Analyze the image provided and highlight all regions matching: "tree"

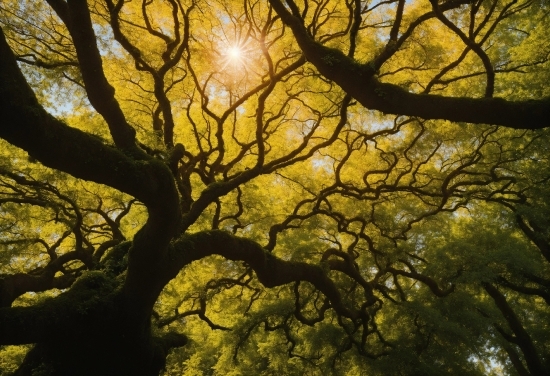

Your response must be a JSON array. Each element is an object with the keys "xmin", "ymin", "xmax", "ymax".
[{"xmin": 0, "ymin": 0, "xmax": 549, "ymax": 374}]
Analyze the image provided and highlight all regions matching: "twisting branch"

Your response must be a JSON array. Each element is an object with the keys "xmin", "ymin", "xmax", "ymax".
[
  {"xmin": 45, "ymin": 0, "xmax": 138, "ymax": 149},
  {"xmin": 267, "ymin": 0, "xmax": 550, "ymax": 129},
  {"xmin": 167, "ymin": 230, "xmax": 360, "ymax": 320}
]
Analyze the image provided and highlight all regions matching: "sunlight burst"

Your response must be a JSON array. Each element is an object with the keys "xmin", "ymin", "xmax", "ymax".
[
  {"xmin": 227, "ymin": 46, "xmax": 242, "ymax": 60},
  {"xmin": 220, "ymin": 42, "xmax": 251, "ymax": 72}
]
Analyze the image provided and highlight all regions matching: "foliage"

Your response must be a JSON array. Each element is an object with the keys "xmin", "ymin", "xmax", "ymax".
[{"xmin": 0, "ymin": 0, "xmax": 549, "ymax": 374}]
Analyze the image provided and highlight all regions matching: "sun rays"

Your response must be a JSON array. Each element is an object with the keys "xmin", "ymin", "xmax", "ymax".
[
  {"xmin": 220, "ymin": 41, "xmax": 253, "ymax": 72},
  {"xmin": 227, "ymin": 46, "xmax": 242, "ymax": 60}
]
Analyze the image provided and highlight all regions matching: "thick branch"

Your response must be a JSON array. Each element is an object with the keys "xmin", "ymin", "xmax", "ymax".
[
  {"xmin": 167, "ymin": 230, "xmax": 360, "ymax": 320},
  {"xmin": 483, "ymin": 282, "xmax": 546, "ymax": 375},
  {"xmin": 45, "ymin": 0, "xmax": 137, "ymax": 149},
  {"xmin": 498, "ymin": 277, "xmax": 550, "ymax": 306},
  {"xmin": 267, "ymin": 0, "xmax": 550, "ymax": 129},
  {"xmin": 0, "ymin": 251, "xmax": 81, "ymax": 308},
  {"xmin": 0, "ymin": 28, "xmax": 154, "ymax": 204},
  {"xmin": 0, "ymin": 272, "xmax": 119, "ymax": 345},
  {"xmin": 516, "ymin": 214, "xmax": 550, "ymax": 263}
]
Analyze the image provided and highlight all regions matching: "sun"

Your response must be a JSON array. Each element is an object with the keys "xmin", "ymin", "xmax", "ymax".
[
  {"xmin": 227, "ymin": 46, "xmax": 242, "ymax": 60},
  {"xmin": 219, "ymin": 40, "xmax": 253, "ymax": 76}
]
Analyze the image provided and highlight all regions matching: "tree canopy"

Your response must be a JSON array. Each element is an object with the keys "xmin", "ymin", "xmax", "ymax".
[{"xmin": 0, "ymin": 0, "xmax": 549, "ymax": 374}]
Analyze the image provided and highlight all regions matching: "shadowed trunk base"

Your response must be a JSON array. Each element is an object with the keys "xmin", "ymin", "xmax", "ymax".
[
  {"xmin": 12, "ymin": 304, "xmax": 177, "ymax": 376},
  {"xmin": 6, "ymin": 272, "xmax": 185, "ymax": 376}
]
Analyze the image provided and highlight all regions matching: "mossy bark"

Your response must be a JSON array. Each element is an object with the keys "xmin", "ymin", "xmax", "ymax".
[{"xmin": 5, "ymin": 272, "xmax": 166, "ymax": 376}]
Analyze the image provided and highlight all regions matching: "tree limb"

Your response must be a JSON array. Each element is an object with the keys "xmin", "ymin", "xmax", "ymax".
[
  {"xmin": 267, "ymin": 0, "xmax": 550, "ymax": 129},
  {"xmin": 483, "ymin": 282, "xmax": 546, "ymax": 375},
  {"xmin": 167, "ymin": 230, "xmax": 360, "ymax": 320}
]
